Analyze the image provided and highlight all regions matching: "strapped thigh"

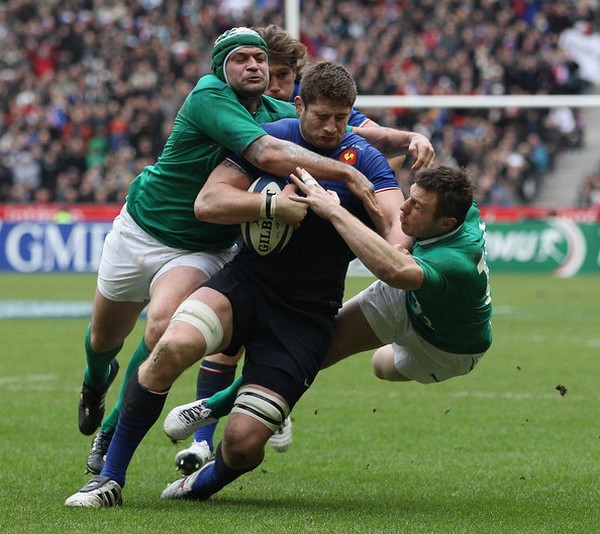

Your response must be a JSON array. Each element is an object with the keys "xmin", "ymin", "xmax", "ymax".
[
  {"xmin": 171, "ymin": 299, "xmax": 224, "ymax": 356},
  {"xmin": 230, "ymin": 386, "xmax": 290, "ymax": 432}
]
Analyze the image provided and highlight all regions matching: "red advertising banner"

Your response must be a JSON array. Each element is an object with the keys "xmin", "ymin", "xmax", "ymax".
[
  {"xmin": 0, "ymin": 204, "xmax": 120, "ymax": 222},
  {"xmin": 1, "ymin": 204, "xmax": 599, "ymax": 223}
]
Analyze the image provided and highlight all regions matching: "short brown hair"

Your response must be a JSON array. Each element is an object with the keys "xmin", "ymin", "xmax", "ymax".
[
  {"xmin": 299, "ymin": 61, "xmax": 357, "ymax": 108},
  {"xmin": 254, "ymin": 25, "xmax": 307, "ymax": 83},
  {"xmin": 414, "ymin": 166, "xmax": 474, "ymax": 224}
]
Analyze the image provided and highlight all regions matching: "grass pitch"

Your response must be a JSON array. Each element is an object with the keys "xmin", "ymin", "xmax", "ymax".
[{"xmin": 0, "ymin": 272, "xmax": 598, "ymax": 533}]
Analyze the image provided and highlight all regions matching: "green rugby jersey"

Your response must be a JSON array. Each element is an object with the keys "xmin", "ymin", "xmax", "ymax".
[
  {"xmin": 126, "ymin": 74, "xmax": 296, "ymax": 251},
  {"xmin": 408, "ymin": 202, "xmax": 493, "ymax": 354}
]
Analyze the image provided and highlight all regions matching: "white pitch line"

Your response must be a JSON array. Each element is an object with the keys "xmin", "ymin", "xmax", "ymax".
[
  {"xmin": 452, "ymin": 390, "xmax": 586, "ymax": 401},
  {"xmin": 0, "ymin": 374, "xmax": 56, "ymax": 384}
]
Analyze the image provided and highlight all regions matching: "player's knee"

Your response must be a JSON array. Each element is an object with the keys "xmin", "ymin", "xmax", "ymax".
[
  {"xmin": 170, "ymin": 299, "xmax": 224, "ymax": 355},
  {"xmin": 225, "ymin": 386, "xmax": 290, "ymax": 468},
  {"xmin": 140, "ymin": 337, "xmax": 191, "ymax": 386},
  {"xmin": 204, "ymin": 346, "xmax": 244, "ymax": 365},
  {"xmin": 88, "ymin": 325, "xmax": 125, "ymax": 354},
  {"xmin": 143, "ymin": 316, "xmax": 169, "ymax": 349},
  {"xmin": 222, "ymin": 426, "xmax": 265, "ymax": 469},
  {"xmin": 221, "ymin": 410, "xmax": 273, "ymax": 470},
  {"xmin": 372, "ymin": 345, "xmax": 408, "ymax": 381}
]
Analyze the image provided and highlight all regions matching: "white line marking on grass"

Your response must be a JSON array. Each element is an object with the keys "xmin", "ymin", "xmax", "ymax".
[
  {"xmin": 0, "ymin": 374, "xmax": 56, "ymax": 384},
  {"xmin": 0, "ymin": 300, "xmax": 147, "ymax": 318},
  {"xmin": 452, "ymin": 390, "xmax": 585, "ymax": 401},
  {"xmin": 491, "ymin": 305, "xmax": 517, "ymax": 315},
  {"xmin": 0, "ymin": 301, "xmax": 92, "ymax": 318},
  {"xmin": 0, "ymin": 374, "xmax": 58, "ymax": 392}
]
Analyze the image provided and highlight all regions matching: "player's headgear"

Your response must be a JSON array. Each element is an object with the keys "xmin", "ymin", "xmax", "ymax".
[{"xmin": 211, "ymin": 27, "xmax": 269, "ymax": 84}]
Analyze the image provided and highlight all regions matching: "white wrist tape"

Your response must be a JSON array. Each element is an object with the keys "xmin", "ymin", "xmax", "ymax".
[{"xmin": 259, "ymin": 191, "xmax": 278, "ymax": 219}]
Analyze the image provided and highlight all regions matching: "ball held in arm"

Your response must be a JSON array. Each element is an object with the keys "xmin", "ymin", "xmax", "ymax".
[{"xmin": 241, "ymin": 175, "xmax": 294, "ymax": 256}]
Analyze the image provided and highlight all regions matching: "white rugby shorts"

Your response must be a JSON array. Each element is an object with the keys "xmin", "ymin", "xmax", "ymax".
[
  {"xmin": 357, "ymin": 280, "xmax": 485, "ymax": 384},
  {"xmin": 97, "ymin": 205, "xmax": 237, "ymax": 302}
]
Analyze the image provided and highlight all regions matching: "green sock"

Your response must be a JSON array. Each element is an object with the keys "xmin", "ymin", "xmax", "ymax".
[
  {"xmin": 205, "ymin": 375, "xmax": 243, "ymax": 418},
  {"xmin": 100, "ymin": 337, "xmax": 151, "ymax": 433},
  {"xmin": 83, "ymin": 324, "xmax": 123, "ymax": 389}
]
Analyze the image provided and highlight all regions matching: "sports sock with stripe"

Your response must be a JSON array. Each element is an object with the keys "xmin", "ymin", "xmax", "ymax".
[
  {"xmin": 193, "ymin": 360, "xmax": 237, "ymax": 449},
  {"xmin": 203, "ymin": 374, "xmax": 243, "ymax": 419}
]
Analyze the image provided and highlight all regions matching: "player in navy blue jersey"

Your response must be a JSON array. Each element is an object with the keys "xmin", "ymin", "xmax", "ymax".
[
  {"xmin": 180, "ymin": 24, "xmax": 427, "ymax": 468},
  {"xmin": 65, "ymin": 61, "xmax": 407, "ymax": 506}
]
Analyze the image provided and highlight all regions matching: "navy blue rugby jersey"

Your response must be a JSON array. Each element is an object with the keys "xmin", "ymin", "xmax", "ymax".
[{"xmin": 230, "ymin": 118, "xmax": 399, "ymax": 315}]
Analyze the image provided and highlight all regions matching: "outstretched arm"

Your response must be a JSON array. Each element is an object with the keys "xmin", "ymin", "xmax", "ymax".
[
  {"xmin": 195, "ymin": 159, "xmax": 308, "ymax": 227},
  {"xmin": 290, "ymin": 169, "xmax": 423, "ymax": 290}
]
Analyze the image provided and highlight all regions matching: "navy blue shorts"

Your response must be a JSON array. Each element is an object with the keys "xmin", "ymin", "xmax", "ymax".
[{"xmin": 203, "ymin": 264, "xmax": 336, "ymax": 408}]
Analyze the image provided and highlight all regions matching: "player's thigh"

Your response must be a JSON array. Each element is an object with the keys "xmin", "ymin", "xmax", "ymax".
[
  {"xmin": 145, "ymin": 249, "xmax": 236, "ymax": 347},
  {"xmin": 140, "ymin": 287, "xmax": 235, "ymax": 388},
  {"xmin": 90, "ymin": 289, "xmax": 147, "ymax": 351},
  {"xmin": 203, "ymin": 346, "xmax": 244, "ymax": 365},
  {"xmin": 322, "ymin": 295, "xmax": 381, "ymax": 368},
  {"xmin": 145, "ymin": 265, "xmax": 209, "ymax": 345}
]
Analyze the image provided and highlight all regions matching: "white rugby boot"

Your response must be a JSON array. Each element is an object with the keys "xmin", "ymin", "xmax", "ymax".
[
  {"xmin": 65, "ymin": 475, "xmax": 122, "ymax": 507},
  {"xmin": 163, "ymin": 399, "xmax": 216, "ymax": 442},
  {"xmin": 175, "ymin": 440, "xmax": 213, "ymax": 475},
  {"xmin": 161, "ymin": 460, "xmax": 215, "ymax": 500}
]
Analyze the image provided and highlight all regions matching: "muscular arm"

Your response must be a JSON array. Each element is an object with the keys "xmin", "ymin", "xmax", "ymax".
[
  {"xmin": 243, "ymin": 134, "xmax": 381, "ymax": 216},
  {"xmin": 290, "ymin": 171, "xmax": 423, "ymax": 290},
  {"xmin": 368, "ymin": 188, "xmax": 413, "ymax": 250},
  {"xmin": 195, "ymin": 159, "xmax": 307, "ymax": 227},
  {"xmin": 352, "ymin": 127, "xmax": 435, "ymax": 171}
]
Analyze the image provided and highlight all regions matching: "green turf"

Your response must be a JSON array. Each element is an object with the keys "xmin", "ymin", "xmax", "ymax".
[{"xmin": 0, "ymin": 273, "xmax": 598, "ymax": 533}]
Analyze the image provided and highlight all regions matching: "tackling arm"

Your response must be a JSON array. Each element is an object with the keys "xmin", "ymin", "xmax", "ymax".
[
  {"xmin": 352, "ymin": 126, "xmax": 435, "ymax": 171},
  {"xmin": 367, "ymin": 188, "xmax": 413, "ymax": 251},
  {"xmin": 290, "ymin": 169, "xmax": 423, "ymax": 290},
  {"xmin": 242, "ymin": 134, "xmax": 381, "ymax": 217},
  {"xmin": 195, "ymin": 159, "xmax": 308, "ymax": 227}
]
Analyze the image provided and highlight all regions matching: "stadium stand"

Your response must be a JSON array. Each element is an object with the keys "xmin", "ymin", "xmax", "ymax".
[{"xmin": 0, "ymin": 0, "xmax": 598, "ymax": 207}]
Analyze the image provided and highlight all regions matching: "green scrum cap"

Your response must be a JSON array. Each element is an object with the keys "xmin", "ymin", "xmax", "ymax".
[{"xmin": 211, "ymin": 27, "xmax": 269, "ymax": 84}]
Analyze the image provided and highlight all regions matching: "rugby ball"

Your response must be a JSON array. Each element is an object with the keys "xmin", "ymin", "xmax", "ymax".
[{"xmin": 241, "ymin": 175, "xmax": 293, "ymax": 256}]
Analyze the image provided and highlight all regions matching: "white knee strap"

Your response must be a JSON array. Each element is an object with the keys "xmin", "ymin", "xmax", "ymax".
[
  {"xmin": 171, "ymin": 300, "xmax": 224, "ymax": 356},
  {"xmin": 231, "ymin": 386, "xmax": 290, "ymax": 432}
]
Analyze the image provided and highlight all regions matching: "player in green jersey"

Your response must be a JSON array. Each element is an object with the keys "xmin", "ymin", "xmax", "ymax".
[
  {"xmin": 80, "ymin": 25, "xmax": 435, "ymax": 476},
  {"xmin": 306, "ymin": 164, "xmax": 493, "ymax": 381},
  {"xmin": 77, "ymin": 26, "xmax": 382, "ymax": 474},
  {"xmin": 163, "ymin": 164, "xmax": 492, "ymax": 438}
]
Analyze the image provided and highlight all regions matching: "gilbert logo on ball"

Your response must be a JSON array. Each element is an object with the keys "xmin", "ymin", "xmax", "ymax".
[{"xmin": 242, "ymin": 175, "xmax": 293, "ymax": 256}]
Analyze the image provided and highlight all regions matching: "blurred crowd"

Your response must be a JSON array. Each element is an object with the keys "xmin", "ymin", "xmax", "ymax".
[
  {"xmin": 0, "ymin": 0, "xmax": 598, "ymax": 206},
  {"xmin": 577, "ymin": 161, "xmax": 600, "ymax": 207}
]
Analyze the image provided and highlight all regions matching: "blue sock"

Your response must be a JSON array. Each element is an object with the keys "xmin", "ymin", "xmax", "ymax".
[
  {"xmin": 190, "ymin": 442, "xmax": 255, "ymax": 500},
  {"xmin": 193, "ymin": 361, "xmax": 236, "ymax": 449},
  {"xmin": 101, "ymin": 372, "xmax": 167, "ymax": 487}
]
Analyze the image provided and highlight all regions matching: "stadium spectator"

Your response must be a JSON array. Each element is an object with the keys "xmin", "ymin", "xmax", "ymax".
[
  {"xmin": 577, "ymin": 165, "xmax": 600, "ymax": 207},
  {"xmin": 0, "ymin": 0, "xmax": 596, "ymax": 205}
]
